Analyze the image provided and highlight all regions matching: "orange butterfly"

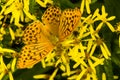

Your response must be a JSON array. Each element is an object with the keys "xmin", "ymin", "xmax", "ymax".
[{"xmin": 16, "ymin": 6, "xmax": 81, "ymax": 69}]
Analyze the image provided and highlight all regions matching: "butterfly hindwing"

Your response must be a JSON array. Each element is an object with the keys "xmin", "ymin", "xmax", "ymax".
[
  {"xmin": 59, "ymin": 8, "xmax": 81, "ymax": 41},
  {"xmin": 17, "ymin": 20, "xmax": 54, "ymax": 69},
  {"xmin": 17, "ymin": 42, "xmax": 54, "ymax": 69}
]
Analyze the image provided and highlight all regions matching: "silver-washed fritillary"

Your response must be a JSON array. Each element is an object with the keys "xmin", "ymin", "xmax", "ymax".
[{"xmin": 16, "ymin": 6, "xmax": 81, "ymax": 69}]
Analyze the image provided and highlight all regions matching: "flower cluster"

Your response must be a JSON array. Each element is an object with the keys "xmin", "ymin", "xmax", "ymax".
[
  {"xmin": 0, "ymin": 47, "xmax": 17, "ymax": 80},
  {"xmin": 33, "ymin": 5, "xmax": 117, "ymax": 80},
  {"xmin": 0, "ymin": 0, "xmax": 119, "ymax": 80}
]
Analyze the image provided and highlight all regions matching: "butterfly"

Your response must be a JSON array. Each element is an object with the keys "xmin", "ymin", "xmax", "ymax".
[{"xmin": 16, "ymin": 6, "xmax": 81, "ymax": 69}]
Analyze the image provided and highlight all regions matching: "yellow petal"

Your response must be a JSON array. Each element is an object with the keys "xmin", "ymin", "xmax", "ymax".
[
  {"xmin": 11, "ymin": 58, "xmax": 17, "ymax": 72},
  {"xmin": 86, "ymin": 73, "xmax": 90, "ymax": 80},
  {"xmin": 20, "ymin": 11, "xmax": 24, "ymax": 22},
  {"xmin": 67, "ymin": 75, "xmax": 77, "ymax": 80},
  {"xmin": 23, "ymin": 0, "xmax": 29, "ymax": 11},
  {"xmin": 62, "ymin": 70, "xmax": 77, "ymax": 76},
  {"xmin": 0, "ymin": 72, "xmax": 5, "ymax": 80},
  {"xmin": 8, "ymin": 72, "xmax": 14, "ymax": 80},
  {"xmin": 60, "ymin": 64, "xmax": 65, "ymax": 72},
  {"xmin": 91, "ymin": 73, "xmax": 98, "ymax": 80},
  {"xmin": 93, "ymin": 58, "xmax": 104, "ymax": 67},
  {"xmin": 49, "ymin": 68, "xmax": 58, "ymax": 80},
  {"xmin": 9, "ymin": 27, "xmax": 15, "ymax": 40},
  {"xmin": 4, "ymin": 5, "xmax": 15, "ymax": 15},
  {"xmin": 100, "ymin": 45, "xmax": 109, "ymax": 59},
  {"xmin": 44, "ymin": 0, "xmax": 53, "ymax": 4},
  {"xmin": 102, "ymin": 42, "xmax": 111, "ymax": 56},
  {"xmin": 33, "ymin": 74, "xmax": 49, "ymax": 79},
  {"xmin": 88, "ymin": 59, "xmax": 96, "ymax": 74},
  {"xmin": 106, "ymin": 22, "xmax": 115, "ymax": 32},
  {"xmin": 80, "ymin": 42, "xmax": 86, "ymax": 57},
  {"xmin": 76, "ymin": 69, "xmax": 87, "ymax": 80},
  {"xmin": 92, "ymin": 8, "xmax": 99, "ymax": 19},
  {"xmin": 102, "ymin": 73, "xmax": 106, "ymax": 80},
  {"xmin": 0, "ymin": 26, "xmax": 6, "ymax": 34},
  {"xmin": 73, "ymin": 60, "xmax": 81, "ymax": 68},
  {"xmin": 87, "ymin": 40, "xmax": 93, "ymax": 53},
  {"xmin": 55, "ymin": 59, "xmax": 62, "ymax": 67},
  {"xmin": 66, "ymin": 63, "xmax": 71, "ymax": 76},
  {"xmin": 5, "ymin": 0, "xmax": 15, "ymax": 7},
  {"xmin": 61, "ymin": 53, "xmax": 67, "ymax": 63},
  {"xmin": 89, "ymin": 44, "xmax": 97, "ymax": 56},
  {"xmin": 86, "ymin": 0, "xmax": 91, "ymax": 14},
  {"xmin": 0, "ymin": 15, "xmax": 4, "ymax": 20},
  {"xmin": 0, "ymin": 55, "xmax": 7, "ymax": 70},
  {"xmin": 107, "ymin": 16, "xmax": 116, "ymax": 21},
  {"xmin": 102, "ymin": 5, "xmax": 106, "ymax": 16},
  {"xmin": 80, "ymin": 0, "xmax": 85, "ymax": 14},
  {"xmin": 113, "ymin": 76, "xmax": 119, "ymax": 79},
  {"xmin": 23, "ymin": 9, "xmax": 36, "ymax": 20},
  {"xmin": 96, "ymin": 22, "xmax": 103, "ymax": 31},
  {"xmin": 91, "ymin": 56, "xmax": 99, "ymax": 62},
  {"xmin": 0, "ymin": 47, "xmax": 16, "ymax": 53},
  {"xmin": 41, "ymin": 59, "xmax": 46, "ymax": 68}
]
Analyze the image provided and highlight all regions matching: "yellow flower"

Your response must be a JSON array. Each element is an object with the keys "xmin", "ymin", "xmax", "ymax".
[
  {"xmin": 96, "ymin": 5, "xmax": 116, "ymax": 32},
  {"xmin": 115, "ymin": 22, "xmax": 120, "ymax": 47},
  {"xmin": 88, "ymin": 25, "xmax": 111, "ymax": 59},
  {"xmin": 0, "ymin": 0, "xmax": 36, "ymax": 27},
  {"xmin": 35, "ymin": 0, "xmax": 53, "ymax": 8},
  {"xmin": 0, "ymin": 55, "xmax": 15, "ymax": 80},
  {"xmin": 2, "ymin": 0, "xmax": 24, "ymax": 27},
  {"xmin": 82, "ymin": 8, "xmax": 99, "ymax": 25},
  {"xmin": 68, "ymin": 44, "xmax": 87, "ymax": 68},
  {"xmin": 77, "ymin": 8, "xmax": 99, "ymax": 39},
  {"xmin": 80, "ymin": 0, "xmax": 91, "ymax": 14}
]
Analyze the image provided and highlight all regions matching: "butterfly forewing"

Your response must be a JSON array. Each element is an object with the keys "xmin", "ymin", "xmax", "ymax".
[
  {"xmin": 22, "ymin": 20, "xmax": 46, "ymax": 44},
  {"xmin": 41, "ymin": 6, "xmax": 61, "ymax": 36},
  {"xmin": 17, "ymin": 20, "xmax": 54, "ymax": 69},
  {"xmin": 59, "ymin": 8, "xmax": 81, "ymax": 41},
  {"xmin": 17, "ymin": 42, "xmax": 54, "ymax": 69}
]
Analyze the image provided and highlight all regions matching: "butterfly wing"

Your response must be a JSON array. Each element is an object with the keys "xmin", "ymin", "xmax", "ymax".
[
  {"xmin": 17, "ymin": 42, "xmax": 54, "ymax": 69},
  {"xmin": 59, "ymin": 8, "xmax": 81, "ymax": 41},
  {"xmin": 22, "ymin": 20, "xmax": 46, "ymax": 44},
  {"xmin": 41, "ymin": 6, "xmax": 61, "ymax": 37},
  {"xmin": 17, "ymin": 20, "xmax": 54, "ymax": 69}
]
